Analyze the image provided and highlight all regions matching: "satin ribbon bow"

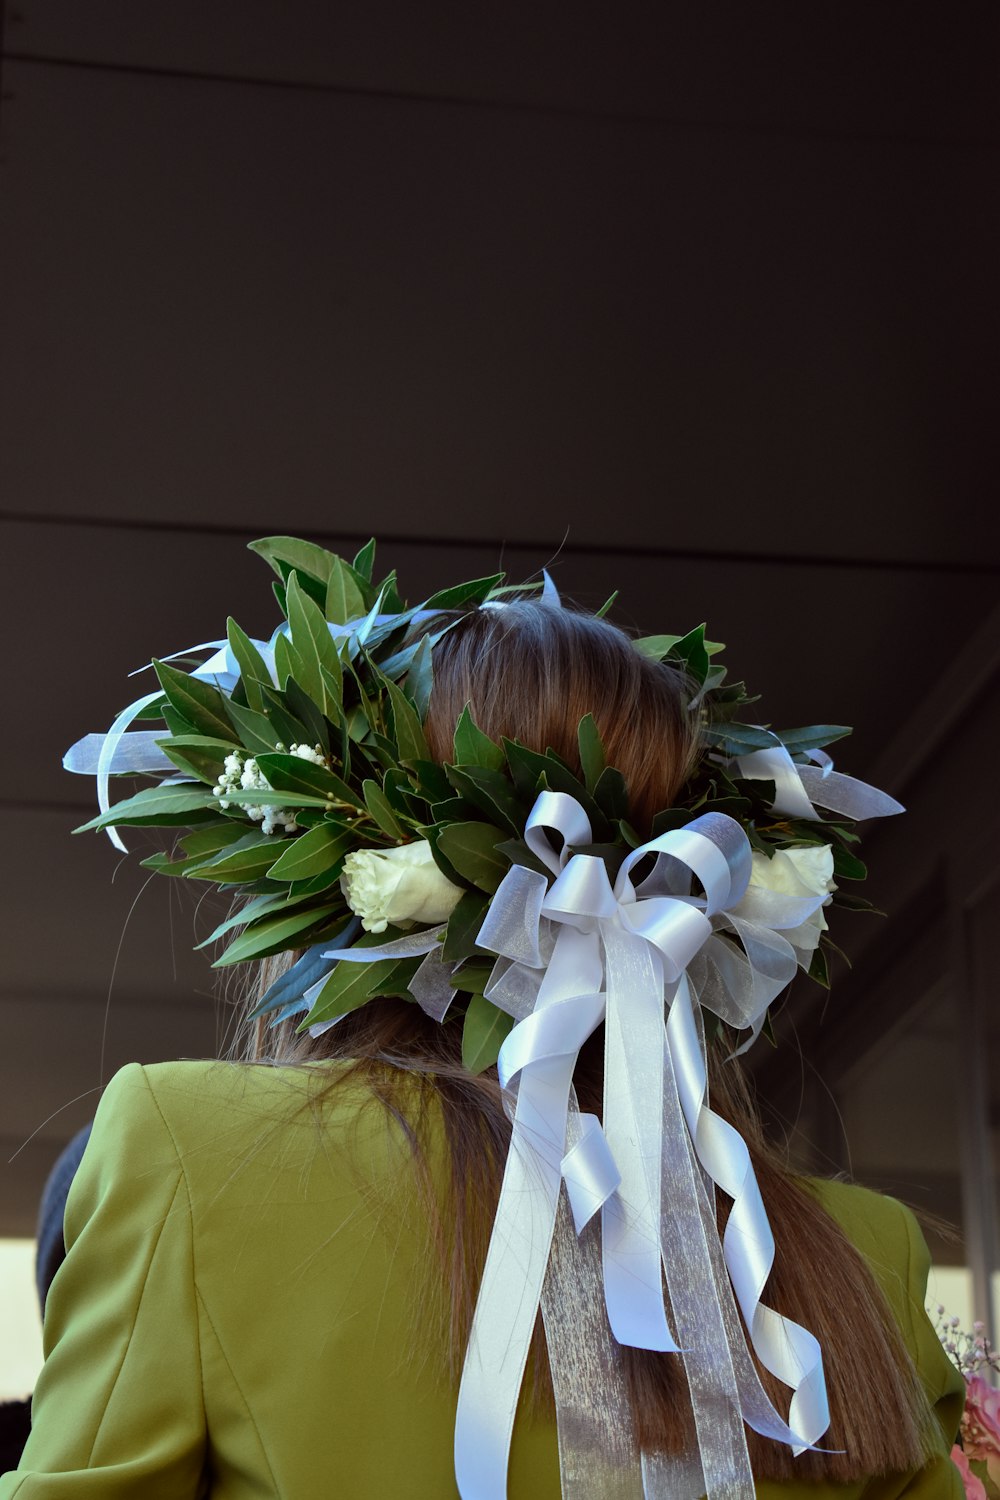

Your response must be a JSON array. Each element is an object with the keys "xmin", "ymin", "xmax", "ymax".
[{"xmin": 452, "ymin": 790, "xmax": 832, "ymax": 1500}]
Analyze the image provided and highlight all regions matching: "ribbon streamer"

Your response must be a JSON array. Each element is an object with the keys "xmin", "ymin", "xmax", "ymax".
[
  {"xmin": 327, "ymin": 778, "xmax": 846, "ymax": 1497},
  {"xmin": 736, "ymin": 739, "xmax": 904, "ymax": 823},
  {"xmin": 440, "ymin": 792, "xmax": 836, "ymax": 1498}
]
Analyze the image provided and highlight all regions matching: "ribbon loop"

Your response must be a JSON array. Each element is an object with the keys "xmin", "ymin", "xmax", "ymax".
[
  {"xmin": 525, "ymin": 791, "xmax": 595, "ymax": 873},
  {"xmin": 737, "ymin": 737, "xmax": 904, "ymax": 823}
]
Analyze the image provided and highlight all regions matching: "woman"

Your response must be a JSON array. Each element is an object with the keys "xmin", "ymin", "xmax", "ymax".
[{"xmin": 3, "ymin": 540, "xmax": 964, "ymax": 1497}]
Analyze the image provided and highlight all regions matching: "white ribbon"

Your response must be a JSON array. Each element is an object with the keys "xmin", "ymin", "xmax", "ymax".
[
  {"xmin": 736, "ymin": 739, "xmax": 904, "ymax": 823},
  {"xmin": 450, "ymin": 791, "xmax": 834, "ymax": 1500},
  {"xmin": 323, "ymin": 779, "xmax": 843, "ymax": 1497}
]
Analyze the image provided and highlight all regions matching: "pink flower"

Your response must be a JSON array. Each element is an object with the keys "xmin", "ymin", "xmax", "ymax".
[
  {"xmin": 952, "ymin": 1445, "xmax": 987, "ymax": 1500},
  {"xmin": 962, "ymin": 1376, "xmax": 1000, "ymax": 1489}
]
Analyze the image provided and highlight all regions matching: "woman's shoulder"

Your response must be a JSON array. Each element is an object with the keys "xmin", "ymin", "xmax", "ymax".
[
  {"xmin": 99, "ymin": 1056, "xmax": 361, "ymax": 1121},
  {"xmin": 90, "ymin": 1057, "xmax": 424, "ymax": 1197},
  {"xmin": 804, "ymin": 1175, "xmax": 921, "ymax": 1259},
  {"xmin": 803, "ymin": 1175, "xmax": 925, "ymax": 1315},
  {"xmin": 803, "ymin": 1175, "xmax": 963, "ymax": 1413}
]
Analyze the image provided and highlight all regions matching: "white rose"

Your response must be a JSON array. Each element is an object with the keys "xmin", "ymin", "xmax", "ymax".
[
  {"xmin": 340, "ymin": 841, "xmax": 464, "ymax": 934},
  {"xmin": 733, "ymin": 844, "xmax": 837, "ymax": 956}
]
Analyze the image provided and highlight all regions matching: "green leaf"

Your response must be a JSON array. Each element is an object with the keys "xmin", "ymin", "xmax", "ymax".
[
  {"xmin": 153, "ymin": 660, "xmax": 239, "ymax": 743},
  {"xmin": 424, "ymin": 574, "xmax": 505, "ymax": 611},
  {"xmin": 381, "ymin": 768, "xmax": 416, "ymax": 817},
  {"xmin": 75, "ymin": 785, "xmax": 219, "ymax": 832},
  {"xmin": 254, "ymin": 753, "xmax": 361, "ymax": 806},
  {"xmin": 286, "ymin": 573, "xmax": 343, "ymax": 714},
  {"xmin": 633, "ymin": 634, "xmax": 684, "ymax": 661},
  {"xmin": 224, "ymin": 699, "xmax": 284, "ymax": 754},
  {"xmin": 832, "ymin": 847, "xmax": 867, "ymax": 881},
  {"xmin": 132, "ymin": 693, "xmax": 169, "ymax": 721},
  {"xmin": 325, "ymin": 556, "xmax": 368, "ymax": 626},
  {"xmin": 282, "ymin": 676, "xmax": 331, "ymax": 755},
  {"xmin": 157, "ymin": 735, "xmax": 237, "ymax": 785},
  {"xmin": 380, "ymin": 674, "xmax": 430, "ymax": 764},
  {"xmin": 435, "ymin": 822, "xmax": 508, "ymax": 893},
  {"xmin": 453, "ymin": 705, "xmax": 505, "ymax": 771},
  {"xmin": 352, "ymin": 538, "xmax": 376, "ymax": 583},
  {"xmin": 362, "ymin": 778, "xmax": 406, "ymax": 839},
  {"xmin": 265, "ymin": 823, "xmax": 354, "ymax": 882},
  {"xmin": 807, "ymin": 946, "xmax": 830, "ymax": 988},
  {"xmin": 226, "ymin": 618, "xmax": 272, "ymax": 713},
  {"xmin": 593, "ymin": 766, "xmax": 629, "ymax": 824},
  {"xmin": 503, "ymin": 740, "xmax": 573, "ymax": 803},
  {"xmin": 302, "ymin": 952, "xmax": 409, "ymax": 1028},
  {"xmin": 249, "ymin": 536, "xmax": 337, "ymax": 588},
  {"xmin": 450, "ymin": 962, "xmax": 496, "ymax": 993},
  {"xmin": 776, "ymin": 725, "xmax": 853, "ymax": 754},
  {"xmin": 272, "ymin": 631, "xmax": 296, "ymax": 691},
  {"xmin": 409, "ymin": 759, "xmax": 453, "ymax": 803},
  {"xmin": 140, "ymin": 821, "xmax": 245, "ymax": 875},
  {"xmin": 829, "ymin": 890, "xmax": 881, "ymax": 914},
  {"xmin": 213, "ymin": 902, "xmax": 340, "ymax": 966},
  {"xmin": 461, "ymin": 993, "xmax": 514, "ymax": 1074},
  {"xmin": 160, "ymin": 704, "xmax": 199, "ymax": 739},
  {"xmin": 594, "ymin": 590, "xmax": 618, "ymax": 619},
  {"xmin": 222, "ymin": 788, "xmax": 333, "ymax": 812},
  {"xmin": 431, "ymin": 797, "xmax": 474, "ymax": 824},
  {"xmin": 577, "ymin": 714, "xmax": 605, "ymax": 794},
  {"xmin": 442, "ymin": 891, "xmax": 490, "ymax": 963},
  {"xmin": 406, "ymin": 635, "xmax": 435, "ymax": 720},
  {"xmin": 258, "ymin": 686, "xmax": 310, "ymax": 750},
  {"xmin": 688, "ymin": 663, "xmax": 728, "ymax": 709},
  {"xmin": 445, "ymin": 765, "xmax": 524, "ymax": 836},
  {"xmin": 495, "ymin": 837, "xmax": 551, "ymax": 878},
  {"xmin": 195, "ymin": 886, "xmax": 318, "ymax": 946},
  {"xmin": 670, "ymin": 624, "xmax": 710, "ymax": 682},
  {"xmin": 700, "ymin": 723, "xmax": 777, "ymax": 756},
  {"xmin": 186, "ymin": 830, "xmax": 295, "ymax": 882}
]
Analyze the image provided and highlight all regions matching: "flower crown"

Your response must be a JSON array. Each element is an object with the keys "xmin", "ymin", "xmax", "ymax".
[
  {"xmin": 65, "ymin": 535, "xmax": 904, "ymax": 1499},
  {"xmin": 66, "ymin": 534, "xmax": 893, "ymax": 1068}
]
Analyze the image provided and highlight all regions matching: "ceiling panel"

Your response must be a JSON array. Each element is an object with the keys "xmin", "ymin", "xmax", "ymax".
[
  {"xmin": 1, "ymin": 63, "xmax": 996, "ymax": 562},
  {"xmin": 5, "ymin": 3, "xmax": 999, "ymax": 142}
]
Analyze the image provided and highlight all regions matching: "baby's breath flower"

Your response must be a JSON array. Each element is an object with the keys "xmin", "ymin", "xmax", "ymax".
[
  {"xmin": 290, "ymin": 743, "xmax": 326, "ymax": 766},
  {"xmin": 213, "ymin": 749, "xmax": 297, "ymax": 835}
]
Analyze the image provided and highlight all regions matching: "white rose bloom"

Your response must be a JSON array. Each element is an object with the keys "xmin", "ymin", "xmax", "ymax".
[
  {"xmin": 340, "ymin": 841, "xmax": 464, "ymax": 934},
  {"xmin": 734, "ymin": 844, "xmax": 837, "ymax": 956}
]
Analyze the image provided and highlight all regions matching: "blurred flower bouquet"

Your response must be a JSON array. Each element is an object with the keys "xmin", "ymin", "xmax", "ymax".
[{"xmin": 936, "ymin": 1308, "xmax": 1000, "ymax": 1500}]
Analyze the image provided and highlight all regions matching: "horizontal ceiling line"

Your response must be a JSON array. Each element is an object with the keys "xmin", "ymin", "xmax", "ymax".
[
  {"xmin": 0, "ymin": 992, "xmax": 220, "ymax": 1011},
  {"xmin": 3, "ymin": 49, "xmax": 996, "ymax": 152},
  {"xmin": 1, "ymin": 510, "xmax": 996, "ymax": 576}
]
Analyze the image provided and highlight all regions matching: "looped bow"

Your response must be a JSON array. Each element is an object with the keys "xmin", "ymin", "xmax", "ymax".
[{"xmin": 452, "ymin": 791, "xmax": 832, "ymax": 1500}]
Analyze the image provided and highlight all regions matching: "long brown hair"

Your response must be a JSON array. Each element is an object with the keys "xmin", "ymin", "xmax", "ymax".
[{"xmin": 242, "ymin": 599, "xmax": 935, "ymax": 1482}]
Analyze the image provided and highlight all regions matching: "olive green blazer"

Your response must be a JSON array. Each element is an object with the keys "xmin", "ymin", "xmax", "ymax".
[{"xmin": 1, "ymin": 1061, "xmax": 964, "ymax": 1498}]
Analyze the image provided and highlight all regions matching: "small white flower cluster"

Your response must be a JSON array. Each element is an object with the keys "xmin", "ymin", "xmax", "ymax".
[
  {"xmin": 290, "ymin": 743, "xmax": 326, "ymax": 766},
  {"xmin": 213, "ymin": 746, "xmax": 327, "ymax": 837}
]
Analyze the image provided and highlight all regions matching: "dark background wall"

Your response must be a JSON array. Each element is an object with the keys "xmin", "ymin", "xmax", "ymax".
[{"xmin": 1, "ymin": 4, "xmax": 997, "ymax": 1314}]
